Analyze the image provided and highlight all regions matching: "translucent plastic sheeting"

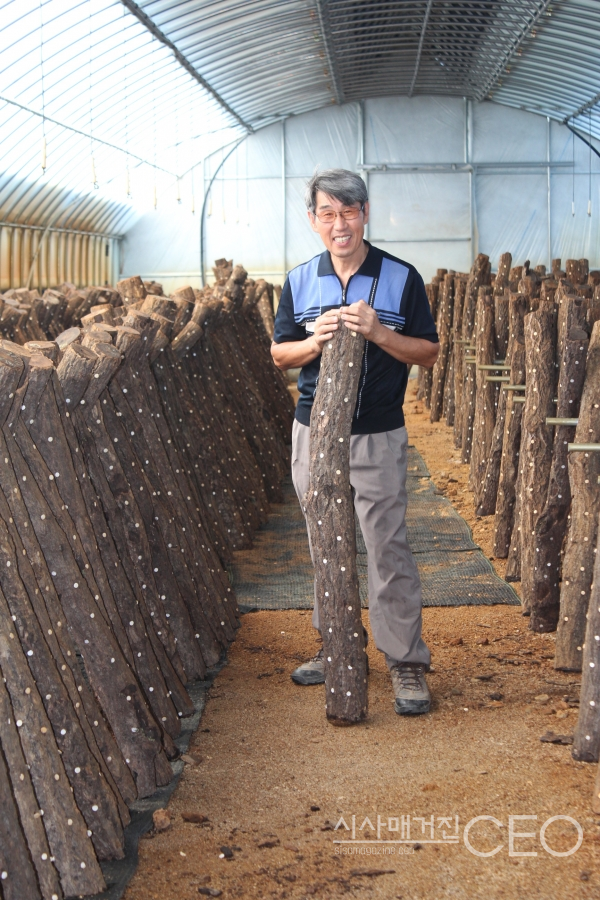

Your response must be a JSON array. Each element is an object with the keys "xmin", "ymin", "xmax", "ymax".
[
  {"xmin": 123, "ymin": 96, "xmax": 600, "ymax": 290},
  {"xmin": 364, "ymin": 96, "xmax": 466, "ymax": 165},
  {"xmin": 0, "ymin": 0, "xmax": 241, "ymax": 236},
  {"xmin": 285, "ymin": 104, "xmax": 360, "ymax": 177},
  {"xmin": 368, "ymin": 172, "xmax": 471, "ymax": 243},
  {"xmin": 472, "ymin": 103, "xmax": 548, "ymax": 163},
  {"xmin": 475, "ymin": 173, "xmax": 549, "ymax": 268}
]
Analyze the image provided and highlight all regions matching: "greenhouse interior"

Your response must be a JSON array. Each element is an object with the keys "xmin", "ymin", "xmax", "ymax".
[{"xmin": 1, "ymin": 1, "xmax": 600, "ymax": 899}]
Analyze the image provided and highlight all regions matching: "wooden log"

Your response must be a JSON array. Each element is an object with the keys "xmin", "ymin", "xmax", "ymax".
[
  {"xmin": 493, "ymin": 253, "xmax": 512, "ymax": 359},
  {"xmin": 572, "ymin": 512, "xmax": 600, "ymax": 762},
  {"xmin": 443, "ymin": 338, "xmax": 455, "ymax": 427},
  {"xmin": 420, "ymin": 282, "xmax": 439, "ymax": 406},
  {"xmin": 430, "ymin": 272, "xmax": 455, "ymax": 422},
  {"xmin": 555, "ymin": 321, "xmax": 600, "ymax": 670},
  {"xmin": 519, "ymin": 304, "xmax": 558, "ymax": 614},
  {"xmin": 0, "ymin": 674, "xmax": 64, "ymax": 900},
  {"xmin": 304, "ymin": 316, "xmax": 368, "ymax": 725},
  {"xmin": 116, "ymin": 276, "xmax": 147, "ymax": 304},
  {"xmin": 0, "ymin": 585, "xmax": 106, "ymax": 897},
  {"xmin": 477, "ymin": 304, "xmax": 514, "ymax": 517},
  {"xmin": 0, "ymin": 740, "xmax": 44, "ymax": 900},
  {"xmin": 493, "ymin": 294, "xmax": 528, "ymax": 558},
  {"xmin": 529, "ymin": 322, "xmax": 589, "ymax": 632},
  {"xmin": 0, "ymin": 472, "xmax": 131, "ymax": 822},
  {"xmin": 110, "ymin": 323, "xmax": 236, "ymax": 644},
  {"xmin": 58, "ymin": 342, "xmax": 195, "ymax": 730},
  {"xmin": 255, "ymin": 280, "xmax": 275, "ymax": 339},
  {"xmin": 0, "ymin": 366, "xmax": 173, "ymax": 799},
  {"xmin": 470, "ymin": 288, "xmax": 496, "ymax": 508},
  {"xmin": 0, "ymin": 509, "xmax": 125, "ymax": 860},
  {"xmin": 461, "ymin": 256, "xmax": 491, "ymax": 462},
  {"xmin": 163, "ymin": 319, "xmax": 271, "ymax": 541},
  {"xmin": 0, "ymin": 360, "xmax": 136, "ymax": 809},
  {"xmin": 452, "ymin": 275, "xmax": 467, "ymax": 448},
  {"xmin": 99, "ymin": 385, "xmax": 226, "ymax": 667}
]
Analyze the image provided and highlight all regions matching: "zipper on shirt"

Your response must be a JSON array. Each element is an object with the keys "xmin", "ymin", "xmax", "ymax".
[{"xmin": 355, "ymin": 275, "xmax": 379, "ymax": 420}]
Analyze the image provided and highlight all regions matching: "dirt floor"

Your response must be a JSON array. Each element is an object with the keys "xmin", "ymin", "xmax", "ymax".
[{"xmin": 124, "ymin": 379, "xmax": 600, "ymax": 900}]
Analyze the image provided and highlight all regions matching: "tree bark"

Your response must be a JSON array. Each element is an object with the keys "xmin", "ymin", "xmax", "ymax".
[
  {"xmin": 420, "ymin": 282, "xmax": 439, "ymax": 406},
  {"xmin": 0, "ymin": 740, "xmax": 44, "ymax": 900},
  {"xmin": 572, "ymin": 512, "xmax": 600, "ymax": 762},
  {"xmin": 555, "ymin": 320, "xmax": 600, "ymax": 670},
  {"xmin": 470, "ymin": 288, "xmax": 496, "ymax": 509},
  {"xmin": 430, "ymin": 272, "xmax": 455, "ymax": 422},
  {"xmin": 452, "ymin": 276, "xmax": 468, "ymax": 448},
  {"xmin": 494, "ymin": 294, "xmax": 528, "ymax": 557},
  {"xmin": 529, "ymin": 323, "xmax": 589, "ymax": 632},
  {"xmin": 304, "ymin": 317, "xmax": 368, "ymax": 725},
  {"xmin": 519, "ymin": 305, "xmax": 558, "ymax": 614}
]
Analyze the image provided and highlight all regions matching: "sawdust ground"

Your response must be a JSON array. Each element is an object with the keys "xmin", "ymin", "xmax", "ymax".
[{"xmin": 124, "ymin": 379, "xmax": 600, "ymax": 900}]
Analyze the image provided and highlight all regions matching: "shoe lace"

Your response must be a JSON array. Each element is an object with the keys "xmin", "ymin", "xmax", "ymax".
[
  {"xmin": 393, "ymin": 664, "xmax": 424, "ymax": 690},
  {"xmin": 312, "ymin": 647, "xmax": 324, "ymax": 662}
]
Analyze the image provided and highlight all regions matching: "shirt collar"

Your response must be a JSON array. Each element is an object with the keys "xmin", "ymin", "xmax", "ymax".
[{"xmin": 317, "ymin": 240, "xmax": 382, "ymax": 279}]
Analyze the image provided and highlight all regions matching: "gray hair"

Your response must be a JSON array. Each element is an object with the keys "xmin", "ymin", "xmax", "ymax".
[{"xmin": 305, "ymin": 168, "xmax": 368, "ymax": 213}]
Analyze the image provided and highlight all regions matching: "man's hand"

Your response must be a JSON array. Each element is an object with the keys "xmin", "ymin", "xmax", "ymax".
[
  {"xmin": 340, "ymin": 299, "xmax": 384, "ymax": 342},
  {"xmin": 310, "ymin": 310, "xmax": 340, "ymax": 353},
  {"xmin": 341, "ymin": 298, "xmax": 439, "ymax": 368}
]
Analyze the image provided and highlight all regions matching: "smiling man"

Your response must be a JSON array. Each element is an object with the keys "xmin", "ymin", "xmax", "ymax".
[{"xmin": 271, "ymin": 168, "xmax": 439, "ymax": 715}]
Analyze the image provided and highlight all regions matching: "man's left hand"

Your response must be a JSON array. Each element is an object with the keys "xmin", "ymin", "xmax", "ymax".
[{"xmin": 340, "ymin": 299, "xmax": 384, "ymax": 343}]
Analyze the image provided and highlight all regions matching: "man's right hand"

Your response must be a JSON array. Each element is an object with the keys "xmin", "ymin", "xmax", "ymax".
[
  {"xmin": 271, "ymin": 310, "xmax": 341, "ymax": 371},
  {"xmin": 310, "ymin": 310, "xmax": 340, "ymax": 354}
]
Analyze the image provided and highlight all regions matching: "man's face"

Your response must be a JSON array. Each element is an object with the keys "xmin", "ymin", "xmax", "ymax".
[{"xmin": 308, "ymin": 190, "xmax": 369, "ymax": 261}]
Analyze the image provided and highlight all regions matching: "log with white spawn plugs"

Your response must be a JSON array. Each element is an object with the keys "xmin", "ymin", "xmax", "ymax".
[
  {"xmin": 573, "ymin": 511, "xmax": 600, "ymax": 763},
  {"xmin": 304, "ymin": 311, "xmax": 368, "ymax": 725}
]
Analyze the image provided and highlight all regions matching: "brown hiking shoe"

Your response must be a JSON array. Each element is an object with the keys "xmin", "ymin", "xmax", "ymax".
[{"xmin": 390, "ymin": 663, "xmax": 431, "ymax": 715}]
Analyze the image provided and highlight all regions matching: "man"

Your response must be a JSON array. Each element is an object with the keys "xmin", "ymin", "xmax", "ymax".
[{"xmin": 271, "ymin": 169, "xmax": 439, "ymax": 715}]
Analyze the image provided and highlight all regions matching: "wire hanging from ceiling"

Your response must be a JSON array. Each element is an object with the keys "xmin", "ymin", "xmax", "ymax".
[
  {"xmin": 572, "ymin": 128, "xmax": 575, "ymax": 216},
  {"xmin": 152, "ymin": 45, "xmax": 157, "ymax": 210},
  {"xmin": 245, "ymin": 138, "xmax": 250, "ymax": 227},
  {"xmin": 123, "ymin": 6, "xmax": 131, "ymax": 200},
  {"xmin": 588, "ymin": 109, "xmax": 592, "ymax": 216},
  {"xmin": 39, "ymin": 0, "xmax": 46, "ymax": 174},
  {"xmin": 89, "ymin": 0, "xmax": 98, "ymax": 190},
  {"xmin": 221, "ymin": 145, "xmax": 226, "ymax": 224}
]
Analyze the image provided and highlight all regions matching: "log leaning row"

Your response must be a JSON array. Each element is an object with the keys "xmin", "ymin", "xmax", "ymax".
[
  {"xmin": 0, "ymin": 262, "xmax": 294, "ymax": 898},
  {"xmin": 419, "ymin": 256, "xmax": 600, "ymax": 773}
]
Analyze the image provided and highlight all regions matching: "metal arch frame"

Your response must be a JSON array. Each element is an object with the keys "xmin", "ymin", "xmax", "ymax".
[
  {"xmin": 315, "ymin": 0, "xmax": 343, "ymax": 105},
  {"xmin": 119, "ymin": 0, "xmax": 254, "ymax": 133},
  {"xmin": 408, "ymin": 0, "xmax": 434, "ymax": 98},
  {"xmin": 1, "ymin": 0, "xmax": 600, "ymax": 250},
  {"xmin": 199, "ymin": 135, "xmax": 248, "ymax": 287}
]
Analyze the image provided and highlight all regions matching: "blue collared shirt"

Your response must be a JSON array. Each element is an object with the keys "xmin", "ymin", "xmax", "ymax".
[{"xmin": 273, "ymin": 242, "xmax": 438, "ymax": 434}]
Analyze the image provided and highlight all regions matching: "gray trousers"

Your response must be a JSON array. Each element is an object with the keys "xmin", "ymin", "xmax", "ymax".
[{"xmin": 291, "ymin": 419, "xmax": 430, "ymax": 671}]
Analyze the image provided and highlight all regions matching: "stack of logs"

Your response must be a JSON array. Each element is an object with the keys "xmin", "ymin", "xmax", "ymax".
[
  {"xmin": 0, "ymin": 262, "xmax": 294, "ymax": 898},
  {"xmin": 419, "ymin": 256, "xmax": 600, "ymax": 806}
]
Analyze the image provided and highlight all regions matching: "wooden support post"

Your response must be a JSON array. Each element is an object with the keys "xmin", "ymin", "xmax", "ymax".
[
  {"xmin": 493, "ymin": 252, "xmax": 512, "ymax": 359},
  {"xmin": 470, "ymin": 288, "xmax": 496, "ymax": 508},
  {"xmin": 494, "ymin": 294, "xmax": 527, "ymax": 558},
  {"xmin": 519, "ymin": 304, "xmax": 558, "ymax": 614},
  {"xmin": 452, "ymin": 276, "xmax": 468, "ymax": 448},
  {"xmin": 304, "ymin": 316, "xmax": 368, "ymax": 725},
  {"xmin": 573, "ymin": 512, "xmax": 600, "ymax": 762},
  {"xmin": 430, "ymin": 272, "xmax": 455, "ymax": 422},
  {"xmin": 529, "ymin": 317, "xmax": 589, "ymax": 632},
  {"xmin": 461, "ymin": 255, "xmax": 491, "ymax": 463},
  {"xmin": 420, "ymin": 281, "xmax": 440, "ymax": 406},
  {"xmin": 556, "ymin": 321, "xmax": 600, "ymax": 670}
]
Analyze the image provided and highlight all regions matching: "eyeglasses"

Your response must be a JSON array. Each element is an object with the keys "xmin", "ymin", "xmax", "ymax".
[{"xmin": 313, "ymin": 205, "xmax": 364, "ymax": 224}]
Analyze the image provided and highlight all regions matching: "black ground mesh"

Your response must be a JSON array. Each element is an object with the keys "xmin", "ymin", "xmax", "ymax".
[{"xmin": 233, "ymin": 447, "xmax": 519, "ymax": 610}]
